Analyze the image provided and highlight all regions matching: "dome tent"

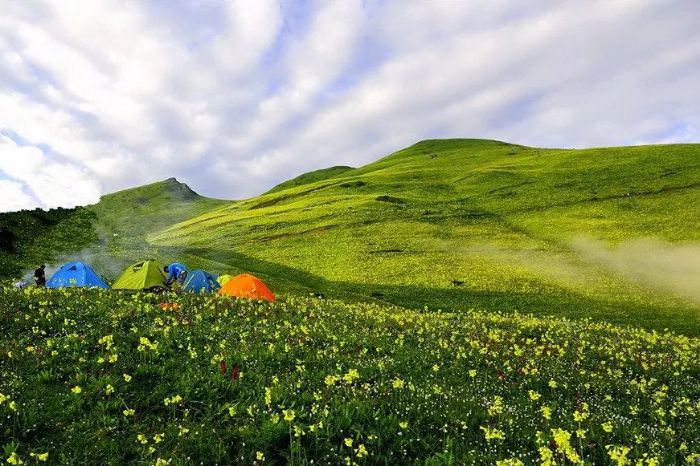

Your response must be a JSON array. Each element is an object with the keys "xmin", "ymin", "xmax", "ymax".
[
  {"xmin": 112, "ymin": 260, "xmax": 166, "ymax": 290},
  {"xmin": 218, "ymin": 273, "xmax": 276, "ymax": 302},
  {"xmin": 183, "ymin": 269, "xmax": 220, "ymax": 293},
  {"xmin": 46, "ymin": 261, "xmax": 109, "ymax": 289},
  {"xmin": 216, "ymin": 274, "xmax": 234, "ymax": 287}
]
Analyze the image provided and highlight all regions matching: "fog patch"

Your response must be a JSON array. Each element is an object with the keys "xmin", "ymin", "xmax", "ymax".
[{"xmin": 572, "ymin": 238, "xmax": 700, "ymax": 304}]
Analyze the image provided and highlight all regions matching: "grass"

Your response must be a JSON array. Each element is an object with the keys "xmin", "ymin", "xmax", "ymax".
[
  {"xmin": 1, "ymin": 286, "xmax": 698, "ymax": 464},
  {"xmin": 1, "ymin": 139, "xmax": 700, "ymax": 464},
  {"xmin": 2, "ymin": 139, "xmax": 700, "ymax": 336},
  {"xmin": 149, "ymin": 139, "xmax": 700, "ymax": 335},
  {"xmin": 266, "ymin": 166, "xmax": 355, "ymax": 194}
]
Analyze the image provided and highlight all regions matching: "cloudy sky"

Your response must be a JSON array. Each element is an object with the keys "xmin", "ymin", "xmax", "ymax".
[{"xmin": 1, "ymin": 0, "xmax": 699, "ymax": 212}]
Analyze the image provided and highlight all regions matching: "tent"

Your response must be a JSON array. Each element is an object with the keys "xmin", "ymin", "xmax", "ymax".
[
  {"xmin": 218, "ymin": 273, "xmax": 276, "ymax": 301},
  {"xmin": 112, "ymin": 260, "xmax": 166, "ymax": 290},
  {"xmin": 46, "ymin": 261, "xmax": 109, "ymax": 289},
  {"xmin": 182, "ymin": 269, "xmax": 220, "ymax": 293},
  {"xmin": 216, "ymin": 274, "xmax": 234, "ymax": 287}
]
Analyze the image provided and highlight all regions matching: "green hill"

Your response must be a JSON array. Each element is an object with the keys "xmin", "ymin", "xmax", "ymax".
[
  {"xmin": 0, "ymin": 178, "xmax": 227, "ymax": 278},
  {"xmin": 2, "ymin": 139, "xmax": 699, "ymax": 334},
  {"xmin": 151, "ymin": 139, "xmax": 700, "ymax": 334}
]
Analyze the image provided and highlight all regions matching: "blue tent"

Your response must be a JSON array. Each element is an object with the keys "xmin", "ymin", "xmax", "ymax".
[
  {"xmin": 182, "ymin": 269, "xmax": 220, "ymax": 293},
  {"xmin": 46, "ymin": 261, "xmax": 109, "ymax": 289}
]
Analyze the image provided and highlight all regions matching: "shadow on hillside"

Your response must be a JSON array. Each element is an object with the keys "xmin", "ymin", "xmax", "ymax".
[{"xmin": 162, "ymin": 246, "xmax": 700, "ymax": 337}]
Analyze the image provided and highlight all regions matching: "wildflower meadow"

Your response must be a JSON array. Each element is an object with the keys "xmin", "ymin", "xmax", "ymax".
[{"xmin": 1, "ymin": 286, "xmax": 698, "ymax": 464}]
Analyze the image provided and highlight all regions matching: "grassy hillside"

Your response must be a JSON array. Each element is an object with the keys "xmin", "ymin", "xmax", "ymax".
[
  {"xmin": 0, "ymin": 207, "xmax": 98, "ymax": 278},
  {"xmin": 266, "ymin": 166, "xmax": 354, "ymax": 194},
  {"xmin": 151, "ymin": 139, "xmax": 700, "ymax": 335},
  {"xmin": 0, "ymin": 178, "xmax": 228, "ymax": 278}
]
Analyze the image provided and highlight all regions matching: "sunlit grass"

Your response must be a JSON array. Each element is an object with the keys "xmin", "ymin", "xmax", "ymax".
[{"xmin": 1, "ymin": 286, "xmax": 698, "ymax": 464}]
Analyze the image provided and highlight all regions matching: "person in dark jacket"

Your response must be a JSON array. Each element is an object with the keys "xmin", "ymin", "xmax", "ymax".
[{"xmin": 34, "ymin": 264, "xmax": 46, "ymax": 287}]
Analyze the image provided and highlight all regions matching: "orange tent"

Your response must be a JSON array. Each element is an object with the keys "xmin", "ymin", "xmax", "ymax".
[{"xmin": 218, "ymin": 273, "xmax": 276, "ymax": 302}]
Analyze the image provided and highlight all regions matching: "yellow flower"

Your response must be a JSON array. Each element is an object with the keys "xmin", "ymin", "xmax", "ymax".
[
  {"xmin": 123, "ymin": 374, "xmax": 132, "ymax": 382},
  {"xmin": 264, "ymin": 387, "xmax": 272, "ymax": 406},
  {"xmin": 30, "ymin": 452, "xmax": 48, "ymax": 462},
  {"xmin": 487, "ymin": 396, "xmax": 504, "ymax": 416},
  {"xmin": 0, "ymin": 393, "xmax": 5, "ymax": 404},
  {"xmin": 540, "ymin": 406, "xmax": 552, "ymax": 420},
  {"xmin": 356, "ymin": 444, "xmax": 368, "ymax": 458},
  {"xmin": 256, "ymin": 451, "xmax": 264, "ymax": 461},
  {"xmin": 71, "ymin": 386, "xmax": 82, "ymax": 394},
  {"xmin": 105, "ymin": 384, "xmax": 115, "ymax": 396},
  {"xmin": 123, "ymin": 408, "xmax": 135, "ymax": 417},
  {"xmin": 548, "ymin": 379, "xmax": 557, "ymax": 389},
  {"xmin": 153, "ymin": 433, "xmax": 164, "ymax": 444},
  {"xmin": 606, "ymin": 445, "xmax": 631, "ymax": 466},
  {"xmin": 392, "ymin": 378, "xmax": 405, "ymax": 389},
  {"xmin": 178, "ymin": 425, "xmax": 190, "ymax": 437},
  {"xmin": 228, "ymin": 406, "xmax": 237, "ymax": 417},
  {"xmin": 9, "ymin": 401, "xmax": 17, "ymax": 411},
  {"xmin": 480, "ymin": 425, "xmax": 505, "ymax": 441},
  {"xmin": 601, "ymin": 421, "xmax": 614, "ymax": 433},
  {"xmin": 496, "ymin": 459, "xmax": 524, "ymax": 466},
  {"xmin": 7, "ymin": 452, "xmax": 23, "ymax": 465},
  {"xmin": 469, "ymin": 369, "xmax": 477, "ymax": 378},
  {"xmin": 324, "ymin": 375, "xmax": 339, "ymax": 386},
  {"xmin": 344, "ymin": 438, "xmax": 353, "ymax": 447},
  {"xmin": 137, "ymin": 434, "xmax": 148, "ymax": 445},
  {"xmin": 283, "ymin": 409, "xmax": 295, "ymax": 422},
  {"xmin": 399, "ymin": 421, "xmax": 409, "ymax": 429},
  {"xmin": 528, "ymin": 390, "xmax": 541, "ymax": 401},
  {"xmin": 343, "ymin": 368, "xmax": 359, "ymax": 384}
]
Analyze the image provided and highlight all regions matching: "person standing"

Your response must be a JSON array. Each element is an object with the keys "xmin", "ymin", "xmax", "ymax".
[{"xmin": 34, "ymin": 264, "xmax": 46, "ymax": 287}]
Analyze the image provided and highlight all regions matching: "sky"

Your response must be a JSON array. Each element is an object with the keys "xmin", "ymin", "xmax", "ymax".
[{"xmin": 1, "ymin": 0, "xmax": 699, "ymax": 212}]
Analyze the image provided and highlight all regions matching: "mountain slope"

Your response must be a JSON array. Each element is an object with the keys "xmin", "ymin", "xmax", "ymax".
[
  {"xmin": 0, "ymin": 178, "xmax": 228, "ymax": 278},
  {"xmin": 151, "ymin": 139, "xmax": 700, "ymax": 334}
]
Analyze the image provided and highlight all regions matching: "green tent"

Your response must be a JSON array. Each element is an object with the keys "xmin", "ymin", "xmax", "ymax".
[{"xmin": 112, "ymin": 260, "xmax": 166, "ymax": 290}]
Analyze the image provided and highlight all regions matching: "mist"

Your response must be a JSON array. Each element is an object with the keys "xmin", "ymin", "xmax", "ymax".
[{"xmin": 572, "ymin": 237, "xmax": 700, "ymax": 304}]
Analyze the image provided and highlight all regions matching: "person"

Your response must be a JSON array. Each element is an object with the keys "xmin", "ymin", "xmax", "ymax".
[
  {"xmin": 164, "ymin": 262, "xmax": 187, "ymax": 287},
  {"xmin": 34, "ymin": 264, "xmax": 46, "ymax": 287}
]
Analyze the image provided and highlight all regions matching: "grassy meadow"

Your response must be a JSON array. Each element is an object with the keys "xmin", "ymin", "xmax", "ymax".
[
  {"xmin": 1, "ymin": 139, "xmax": 700, "ymax": 464},
  {"xmin": 1, "ymin": 286, "xmax": 698, "ymax": 464}
]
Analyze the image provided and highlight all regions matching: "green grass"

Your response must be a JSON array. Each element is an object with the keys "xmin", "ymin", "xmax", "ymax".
[
  {"xmin": 266, "ymin": 166, "xmax": 355, "ymax": 194},
  {"xmin": 150, "ymin": 140, "xmax": 700, "ymax": 335},
  {"xmin": 2, "ymin": 139, "xmax": 699, "ymax": 334},
  {"xmin": 1, "ymin": 286, "xmax": 698, "ymax": 464}
]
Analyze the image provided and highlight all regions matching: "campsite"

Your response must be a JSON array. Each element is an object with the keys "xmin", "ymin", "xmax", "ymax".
[
  {"xmin": 2, "ymin": 140, "xmax": 699, "ymax": 465},
  {"xmin": 2, "ymin": 2, "xmax": 700, "ymax": 465}
]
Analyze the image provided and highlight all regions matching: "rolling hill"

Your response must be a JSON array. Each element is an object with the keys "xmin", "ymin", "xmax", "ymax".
[
  {"xmin": 150, "ymin": 139, "xmax": 700, "ymax": 334},
  {"xmin": 2, "ymin": 139, "xmax": 699, "ymax": 334},
  {"xmin": 0, "ymin": 178, "xmax": 227, "ymax": 279}
]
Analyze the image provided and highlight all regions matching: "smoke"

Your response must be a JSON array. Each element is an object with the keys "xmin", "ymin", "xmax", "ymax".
[{"xmin": 572, "ymin": 237, "xmax": 700, "ymax": 304}]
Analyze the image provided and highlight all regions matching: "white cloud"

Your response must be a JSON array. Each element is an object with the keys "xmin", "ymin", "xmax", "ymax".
[
  {"xmin": 0, "ymin": 0, "xmax": 699, "ymax": 211},
  {"xmin": 0, "ymin": 179, "xmax": 36, "ymax": 212},
  {"xmin": 0, "ymin": 135, "xmax": 101, "ymax": 209}
]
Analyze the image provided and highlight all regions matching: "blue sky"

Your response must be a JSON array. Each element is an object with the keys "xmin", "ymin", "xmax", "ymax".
[{"xmin": 1, "ymin": 0, "xmax": 699, "ymax": 211}]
